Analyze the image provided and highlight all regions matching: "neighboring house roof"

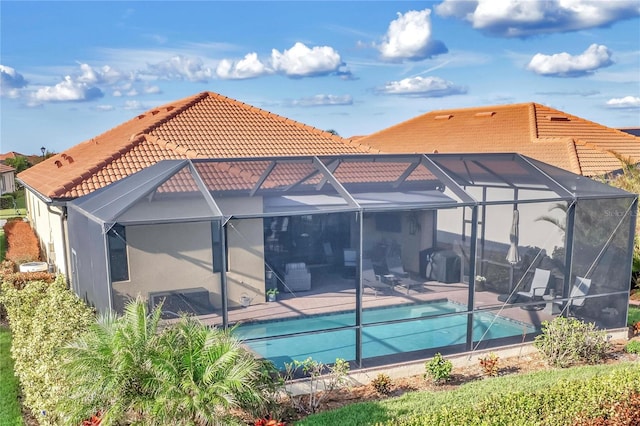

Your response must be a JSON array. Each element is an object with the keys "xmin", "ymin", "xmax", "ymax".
[
  {"xmin": 356, "ymin": 103, "xmax": 640, "ymax": 177},
  {"xmin": 18, "ymin": 91, "xmax": 371, "ymax": 200},
  {"xmin": 0, "ymin": 164, "xmax": 16, "ymax": 174},
  {"xmin": 619, "ymin": 128, "xmax": 640, "ymax": 137},
  {"xmin": 0, "ymin": 152, "xmax": 25, "ymax": 162}
]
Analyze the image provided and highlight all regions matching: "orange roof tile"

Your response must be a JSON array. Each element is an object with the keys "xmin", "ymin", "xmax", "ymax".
[
  {"xmin": 355, "ymin": 103, "xmax": 640, "ymax": 177},
  {"xmin": 18, "ymin": 92, "xmax": 367, "ymax": 199},
  {"xmin": 0, "ymin": 164, "xmax": 16, "ymax": 174}
]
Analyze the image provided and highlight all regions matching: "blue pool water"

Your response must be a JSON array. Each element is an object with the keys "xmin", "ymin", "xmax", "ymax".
[{"xmin": 234, "ymin": 301, "xmax": 536, "ymax": 369}]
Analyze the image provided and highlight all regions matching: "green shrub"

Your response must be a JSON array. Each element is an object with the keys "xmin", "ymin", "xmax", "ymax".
[
  {"xmin": 625, "ymin": 340, "xmax": 640, "ymax": 354},
  {"xmin": 534, "ymin": 317, "xmax": 610, "ymax": 368},
  {"xmin": 385, "ymin": 366, "xmax": 640, "ymax": 426},
  {"xmin": 0, "ymin": 277, "xmax": 95, "ymax": 425},
  {"xmin": 371, "ymin": 373, "xmax": 393, "ymax": 395},
  {"xmin": 424, "ymin": 353, "xmax": 452, "ymax": 384},
  {"xmin": 284, "ymin": 357, "xmax": 350, "ymax": 414}
]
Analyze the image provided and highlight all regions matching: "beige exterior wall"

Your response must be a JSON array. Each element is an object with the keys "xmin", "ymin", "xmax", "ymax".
[
  {"xmin": 111, "ymin": 195, "xmax": 268, "ymax": 312},
  {"xmin": 226, "ymin": 218, "xmax": 267, "ymax": 307},
  {"xmin": 112, "ymin": 221, "xmax": 219, "ymax": 312},
  {"xmin": 23, "ymin": 189, "xmax": 67, "ymax": 276}
]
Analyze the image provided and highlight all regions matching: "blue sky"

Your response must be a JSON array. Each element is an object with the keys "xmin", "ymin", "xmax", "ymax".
[{"xmin": 1, "ymin": 1, "xmax": 639, "ymax": 155}]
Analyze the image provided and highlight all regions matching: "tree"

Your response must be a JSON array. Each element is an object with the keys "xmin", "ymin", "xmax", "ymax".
[{"xmin": 4, "ymin": 156, "xmax": 30, "ymax": 173}]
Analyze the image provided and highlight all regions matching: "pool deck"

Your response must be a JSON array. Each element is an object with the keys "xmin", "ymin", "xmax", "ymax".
[{"xmin": 226, "ymin": 267, "xmax": 554, "ymax": 328}]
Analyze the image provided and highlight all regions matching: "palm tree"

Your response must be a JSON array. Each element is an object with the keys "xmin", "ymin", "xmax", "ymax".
[
  {"xmin": 150, "ymin": 319, "xmax": 269, "ymax": 425},
  {"xmin": 59, "ymin": 298, "xmax": 163, "ymax": 424},
  {"xmin": 59, "ymin": 298, "xmax": 272, "ymax": 425}
]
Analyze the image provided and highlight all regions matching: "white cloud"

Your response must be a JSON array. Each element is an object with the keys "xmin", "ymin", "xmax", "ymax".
[
  {"xmin": 143, "ymin": 85, "xmax": 161, "ymax": 94},
  {"xmin": 270, "ymin": 42, "xmax": 343, "ymax": 78},
  {"xmin": 31, "ymin": 75, "xmax": 104, "ymax": 103},
  {"xmin": 0, "ymin": 65, "xmax": 27, "ymax": 98},
  {"xmin": 378, "ymin": 76, "xmax": 467, "ymax": 97},
  {"xmin": 605, "ymin": 96, "xmax": 640, "ymax": 109},
  {"xmin": 95, "ymin": 104, "xmax": 115, "ymax": 112},
  {"xmin": 76, "ymin": 63, "xmax": 129, "ymax": 85},
  {"xmin": 377, "ymin": 9, "xmax": 447, "ymax": 61},
  {"xmin": 435, "ymin": 0, "xmax": 640, "ymax": 37},
  {"xmin": 290, "ymin": 94, "xmax": 353, "ymax": 107},
  {"xmin": 145, "ymin": 55, "xmax": 213, "ymax": 82},
  {"xmin": 123, "ymin": 100, "xmax": 145, "ymax": 110},
  {"xmin": 527, "ymin": 44, "xmax": 613, "ymax": 77},
  {"xmin": 216, "ymin": 52, "xmax": 269, "ymax": 80}
]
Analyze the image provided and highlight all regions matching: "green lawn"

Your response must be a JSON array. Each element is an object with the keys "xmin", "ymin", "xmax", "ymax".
[
  {"xmin": 0, "ymin": 189, "xmax": 26, "ymax": 219},
  {"xmin": 629, "ymin": 305, "xmax": 640, "ymax": 326},
  {"xmin": 0, "ymin": 326, "xmax": 23, "ymax": 426}
]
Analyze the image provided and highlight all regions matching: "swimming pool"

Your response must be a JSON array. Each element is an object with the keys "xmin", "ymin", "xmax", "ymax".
[{"xmin": 234, "ymin": 300, "xmax": 536, "ymax": 369}]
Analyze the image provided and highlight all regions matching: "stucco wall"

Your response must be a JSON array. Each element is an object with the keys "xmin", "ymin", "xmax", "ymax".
[
  {"xmin": 112, "ymin": 221, "xmax": 219, "ymax": 313},
  {"xmin": 23, "ymin": 189, "xmax": 67, "ymax": 275}
]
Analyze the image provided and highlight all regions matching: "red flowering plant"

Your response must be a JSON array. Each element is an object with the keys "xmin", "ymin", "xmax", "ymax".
[
  {"xmin": 254, "ymin": 414, "xmax": 285, "ymax": 426},
  {"xmin": 81, "ymin": 411, "xmax": 102, "ymax": 426}
]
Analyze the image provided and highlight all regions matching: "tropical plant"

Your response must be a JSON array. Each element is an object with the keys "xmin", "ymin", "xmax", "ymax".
[
  {"xmin": 284, "ymin": 357, "xmax": 350, "ymax": 414},
  {"xmin": 424, "ymin": 352, "xmax": 452, "ymax": 384},
  {"xmin": 59, "ymin": 298, "xmax": 272, "ymax": 425},
  {"xmin": 478, "ymin": 352, "xmax": 500, "ymax": 377},
  {"xmin": 371, "ymin": 372, "xmax": 393, "ymax": 395},
  {"xmin": 535, "ymin": 202, "xmax": 567, "ymax": 235},
  {"xmin": 58, "ymin": 298, "xmax": 163, "ymax": 425},
  {"xmin": 150, "ymin": 318, "xmax": 270, "ymax": 425}
]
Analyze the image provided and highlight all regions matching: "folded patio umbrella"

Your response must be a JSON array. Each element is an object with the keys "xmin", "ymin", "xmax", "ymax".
[{"xmin": 506, "ymin": 209, "xmax": 520, "ymax": 265}]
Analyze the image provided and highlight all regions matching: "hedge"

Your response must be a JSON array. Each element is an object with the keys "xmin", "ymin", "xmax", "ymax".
[
  {"xmin": 0, "ymin": 277, "xmax": 94, "ymax": 425},
  {"xmin": 387, "ymin": 366, "xmax": 640, "ymax": 426}
]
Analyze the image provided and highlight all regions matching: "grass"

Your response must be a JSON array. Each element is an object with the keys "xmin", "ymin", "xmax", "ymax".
[
  {"xmin": 629, "ymin": 305, "xmax": 640, "ymax": 326},
  {"xmin": 295, "ymin": 362, "xmax": 637, "ymax": 426},
  {"xmin": 0, "ymin": 326, "xmax": 23, "ymax": 426},
  {"xmin": 0, "ymin": 189, "xmax": 26, "ymax": 219}
]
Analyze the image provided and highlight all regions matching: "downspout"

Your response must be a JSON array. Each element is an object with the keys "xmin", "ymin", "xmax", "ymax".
[{"xmin": 47, "ymin": 203, "xmax": 70, "ymax": 287}]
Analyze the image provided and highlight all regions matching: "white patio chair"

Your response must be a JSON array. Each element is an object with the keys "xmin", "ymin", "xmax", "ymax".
[{"xmin": 517, "ymin": 268, "xmax": 551, "ymax": 302}]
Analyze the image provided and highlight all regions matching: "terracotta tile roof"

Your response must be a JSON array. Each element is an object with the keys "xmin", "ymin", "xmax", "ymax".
[
  {"xmin": 0, "ymin": 164, "xmax": 16, "ymax": 174},
  {"xmin": 356, "ymin": 103, "xmax": 640, "ymax": 177},
  {"xmin": 0, "ymin": 152, "xmax": 26, "ymax": 162},
  {"xmin": 18, "ymin": 91, "xmax": 368, "ymax": 200}
]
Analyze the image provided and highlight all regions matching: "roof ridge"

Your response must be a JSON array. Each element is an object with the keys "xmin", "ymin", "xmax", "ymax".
[{"xmin": 205, "ymin": 91, "xmax": 353, "ymax": 145}]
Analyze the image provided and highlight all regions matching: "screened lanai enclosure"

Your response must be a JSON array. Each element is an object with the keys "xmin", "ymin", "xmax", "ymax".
[{"xmin": 67, "ymin": 153, "xmax": 636, "ymax": 369}]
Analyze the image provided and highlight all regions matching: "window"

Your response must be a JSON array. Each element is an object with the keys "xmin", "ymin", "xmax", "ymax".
[{"xmin": 108, "ymin": 224, "xmax": 129, "ymax": 282}]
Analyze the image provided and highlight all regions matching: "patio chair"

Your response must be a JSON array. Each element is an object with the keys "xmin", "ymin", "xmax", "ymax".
[
  {"xmin": 555, "ymin": 276, "xmax": 591, "ymax": 315},
  {"xmin": 386, "ymin": 253, "xmax": 409, "ymax": 278},
  {"xmin": 517, "ymin": 268, "xmax": 551, "ymax": 306},
  {"xmin": 343, "ymin": 248, "xmax": 357, "ymax": 276},
  {"xmin": 362, "ymin": 258, "xmax": 393, "ymax": 296},
  {"xmin": 284, "ymin": 262, "xmax": 311, "ymax": 292}
]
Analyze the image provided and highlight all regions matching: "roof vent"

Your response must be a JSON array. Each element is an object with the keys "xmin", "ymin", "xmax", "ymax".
[
  {"xmin": 61, "ymin": 154, "xmax": 74, "ymax": 164},
  {"xmin": 166, "ymin": 106, "xmax": 175, "ymax": 112},
  {"xmin": 54, "ymin": 160, "xmax": 62, "ymax": 168},
  {"xmin": 547, "ymin": 115, "xmax": 569, "ymax": 121},
  {"xmin": 137, "ymin": 114, "xmax": 145, "ymax": 120},
  {"xmin": 435, "ymin": 114, "xmax": 453, "ymax": 120},
  {"xmin": 151, "ymin": 110, "xmax": 160, "ymax": 116},
  {"xmin": 475, "ymin": 111, "xmax": 496, "ymax": 117}
]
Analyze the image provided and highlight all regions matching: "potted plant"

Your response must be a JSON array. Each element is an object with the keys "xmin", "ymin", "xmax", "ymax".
[
  {"xmin": 475, "ymin": 275, "xmax": 487, "ymax": 292},
  {"xmin": 266, "ymin": 288, "xmax": 279, "ymax": 302}
]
